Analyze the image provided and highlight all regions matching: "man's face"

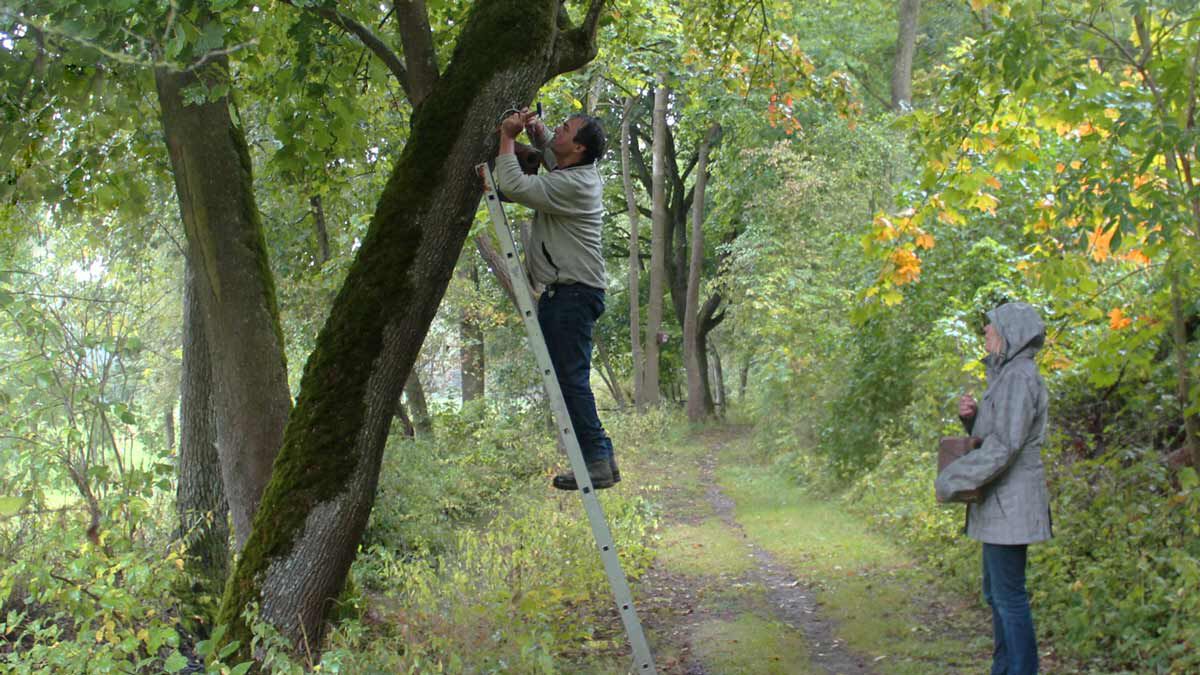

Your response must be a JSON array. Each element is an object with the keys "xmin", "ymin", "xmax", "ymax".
[{"xmin": 550, "ymin": 117, "xmax": 587, "ymax": 158}]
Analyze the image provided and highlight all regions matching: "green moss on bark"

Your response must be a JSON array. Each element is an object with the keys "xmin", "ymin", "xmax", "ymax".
[{"xmin": 216, "ymin": 0, "xmax": 563, "ymax": 651}]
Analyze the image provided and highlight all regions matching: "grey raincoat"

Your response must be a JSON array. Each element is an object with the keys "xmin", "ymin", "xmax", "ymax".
[{"xmin": 935, "ymin": 303, "xmax": 1053, "ymax": 545}]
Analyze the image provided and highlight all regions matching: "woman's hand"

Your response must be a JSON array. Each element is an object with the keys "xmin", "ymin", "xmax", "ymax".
[{"xmin": 959, "ymin": 393, "xmax": 978, "ymax": 420}]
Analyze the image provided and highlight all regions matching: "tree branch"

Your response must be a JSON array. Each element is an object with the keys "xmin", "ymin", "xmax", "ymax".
[
  {"xmin": 290, "ymin": 2, "xmax": 413, "ymax": 101},
  {"xmin": 549, "ymin": 0, "xmax": 606, "ymax": 76},
  {"xmin": 392, "ymin": 0, "xmax": 439, "ymax": 107}
]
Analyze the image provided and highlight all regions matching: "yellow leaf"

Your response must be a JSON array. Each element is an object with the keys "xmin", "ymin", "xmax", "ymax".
[
  {"xmin": 985, "ymin": 176, "xmax": 1002, "ymax": 190},
  {"xmin": 1103, "ymin": 107, "xmax": 1120, "ymax": 120},
  {"xmin": 882, "ymin": 290, "xmax": 904, "ymax": 306},
  {"xmin": 915, "ymin": 232, "xmax": 935, "ymax": 249},
  {"xmin": 1070, "ymin": 160, "xmax": 1083, "ymax": 170}
]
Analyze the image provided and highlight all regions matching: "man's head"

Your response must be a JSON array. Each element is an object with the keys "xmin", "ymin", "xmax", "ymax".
[{"xmin": 550, "ymin": 114, "xmax": 607, "ymax": 167}]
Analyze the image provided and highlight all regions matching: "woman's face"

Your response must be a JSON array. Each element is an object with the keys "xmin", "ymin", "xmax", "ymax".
[{"xmin": 984, "ymin": 323, "xmax": 1005, "ymax": 356}]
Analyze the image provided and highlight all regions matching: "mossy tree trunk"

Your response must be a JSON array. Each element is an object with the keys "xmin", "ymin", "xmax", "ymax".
[
  {"xmin": 217, "ymin": 0, "xmax": 605, "ymax": 656},
  {"xmin": 155, "ymin": 56, "xmax": 292, "ymax": 552},
  {"xmin": 177, "ymin": 261, "xmax": 229, "ymax": 595}
]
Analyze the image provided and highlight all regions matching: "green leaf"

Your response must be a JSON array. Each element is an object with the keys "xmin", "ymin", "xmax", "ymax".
[
  {"xmin": 163, "ymin": 651, "xmax": 189, "ymax": 673},
  {"xmin": 1180, "ymin": 468, "xmax": 1199, "ymax": 491},
  {"xmin": 0, "ymin": 496, "xmax": 25, "ymax": 517},
  {"xmin": 218, "ymin": 639, "xmax": 241, "ymax": 660},
  {"xmin": 230, "ymin": 662, "xmax": 253, "ymax": 675}
]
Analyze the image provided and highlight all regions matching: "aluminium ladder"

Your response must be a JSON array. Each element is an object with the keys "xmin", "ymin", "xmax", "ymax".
[{"xmin": 476, "ymin": 162, "xmax": 657, "ymax": 674}]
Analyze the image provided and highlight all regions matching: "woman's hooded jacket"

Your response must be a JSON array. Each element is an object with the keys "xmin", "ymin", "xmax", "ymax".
[{"xmin": 935, "ymin": 302, "xmax": 1053, "ymax": 545}]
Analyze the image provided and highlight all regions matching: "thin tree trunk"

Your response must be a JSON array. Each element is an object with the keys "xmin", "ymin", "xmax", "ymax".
[
  {"xmin": 164, "ymin": 407, "xmax": 176, "ymax": 452},
  {"xmin": 891, "ymin": 0, "xmax": 920, "ymax": 110},
  {"xmin": 216, "ymin": 1, "xmax": 607, "ymax": 653},
  {"xmin": 311, "ymin": 195, "xmax": 331, "ymax": 264},
  {"xmin": 594, "ymin": 336, "xmax": 627, "ymax": 409},
  {"xmin": 645, "ymin": 77, "xmax": 668, "ymax": 408},
  {"xmin": 405, "ymin": 371, "xmax": 432, "ymax": 436},
  {"xmin": 177, "ymin": 261, "xmax": 229, "ymax": 593},
  {"xmin": 712, "ymin": 342, "xmax": 725, "ymax": 417},
  {"xmin": 738, "ymin": 351, "xmax": 751, "ymax": 404},
  {"xmin": 621, "ymin": 95, "xmax": 645, "ymax": 411},
  {"xmin": 684, "ymin": 123, "xmax": 719, "ymax": 422},
  {"xmin": 459, "ymin": 261, "xmax": 485, "ymax": 404},
  {"xmin": 155, "ymin": 57, "xmax": 292, "ymax": 552}
]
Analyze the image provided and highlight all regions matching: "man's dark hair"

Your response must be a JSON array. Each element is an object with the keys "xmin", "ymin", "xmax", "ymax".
[{"xmin": 570, "ymin": 114, "xmax": 607, "ymax": 165}]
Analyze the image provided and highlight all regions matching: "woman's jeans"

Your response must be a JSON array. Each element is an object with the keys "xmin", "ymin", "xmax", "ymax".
[
  {"xmin": 536, "ymin": 283, "xmax": 613, "ymax": 464},
  {"xmin": 982, "ymin": 543, "xmax": 1038, "ymax": 675}
]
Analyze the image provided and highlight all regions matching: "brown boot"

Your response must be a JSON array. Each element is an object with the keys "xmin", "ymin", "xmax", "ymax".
[{"xmin": 552, "ymin": 458, "xmax": 616, "ymax": 490}]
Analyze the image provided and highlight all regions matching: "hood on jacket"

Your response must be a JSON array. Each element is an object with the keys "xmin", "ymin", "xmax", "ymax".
[{"xmin": 986, "ymin": 302, "xmax": 1045, "ymax": 365}]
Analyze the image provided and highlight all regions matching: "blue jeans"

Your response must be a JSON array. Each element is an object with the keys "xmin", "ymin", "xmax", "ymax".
[
  {"xmin": 982, "ymin": 543, "xmax": 1038, "ymax": 675},
  {"xmin": 537, "ymin": 283, "xmax": 613, "ymax": 464}
]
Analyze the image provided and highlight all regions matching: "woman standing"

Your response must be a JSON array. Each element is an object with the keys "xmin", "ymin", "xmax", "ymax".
[{"xmin": 936, "ymin": 302, "xmax": 1053, "ymax": 675}]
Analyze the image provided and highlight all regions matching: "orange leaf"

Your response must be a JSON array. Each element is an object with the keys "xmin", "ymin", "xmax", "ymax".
[
  {"xmin": 1087, "ymin": 223, "xmax": 1117, "ymax": 262},
  {"xmin": 1108, "ymin": 307, "xmax": 1132, "ymax": 330},
  {"xmin": 915, "ymin": 232, "xmax": 935, "ymax": 249}
]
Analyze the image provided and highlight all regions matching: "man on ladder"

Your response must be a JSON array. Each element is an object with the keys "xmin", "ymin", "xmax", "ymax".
[{"xmin": 493, "ymin": 107, "xmax": 620, "ymax": 490}]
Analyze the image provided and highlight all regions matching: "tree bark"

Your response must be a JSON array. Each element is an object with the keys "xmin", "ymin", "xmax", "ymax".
[
  {"xmin": 216, "ymin": 0, "xmax": 605, "ymax": 654},
  {"xmin": 684, "ymin": 123, "xmax": 719, "ymax": 422},
  {"xmin": 890, "ymin": 0, "xmax": 920, "ymax": 110},
  {"xmin": 155, "ymin": 57, "xmax": 292, "ymax": 552},
  {"xmin": 459, "ymin": 260, "xmax": 485, "ymax": 404},
  {"xmin": 621, "ymin": 95, "xmax": 646, "ymax": 411},
  {"xmin": 393, "ymin": 0, "xmax": 440, "ymax": 107},
  {"xmin": 644, "ymin": 76, "xmax": 668, "ymax": 408},
  {"xmin": 177, "ymin": 261, "xmax": 229, "ymax": 594}
]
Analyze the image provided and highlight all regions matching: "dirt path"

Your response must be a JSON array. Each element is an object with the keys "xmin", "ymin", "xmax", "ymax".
[
  {"xmin": 698, "ymin": 443, "xmax": 876, "ymax": 675},
  {"xmin": 633, "ymin": 428, "xmax": 875, "ymax": 674}
]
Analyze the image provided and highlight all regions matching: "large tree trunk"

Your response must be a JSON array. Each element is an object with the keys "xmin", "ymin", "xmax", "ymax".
[
  {"xmin": 216, "ymin": 0, "xmax": 605, "ymax": 655},
  {"xmin": 458, "ymin": 260, "xmax": 485, "ymax": 404},
  {"xmin": 684, "ymin": 123, "xmax": 719, "ymax": 422},
  {"xmin": 644, "ymin": 77, "xmax": 668, "ymax": 408},
  {"xmin": 177, "ymin": 262, "xmax": 229, "ymax": 593},
  {"xmin": 890, "ymin": 0, "xmax": 920, "ymax": 110},
  {"xmin": 622, "ymin": 96, "xmax": 646, "ymax": 411},
  {"xmin": 155, "ymin": 58, "xmax": 292, "ymax": 552}
]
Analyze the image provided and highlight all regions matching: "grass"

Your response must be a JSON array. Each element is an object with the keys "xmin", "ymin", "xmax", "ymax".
[
  {"xmin": 692, "ymin": 614, "xmax": 815, "ymax": 675},
  {"xmin": 655, "ymin": 517, "xmax": 756, "ymax": 577}
]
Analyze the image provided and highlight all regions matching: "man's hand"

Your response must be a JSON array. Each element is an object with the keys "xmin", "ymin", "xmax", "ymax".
[
  {"xmin": 523, "ymin": 108, "xmax": 549, "ymax": 146},
  {"xmin": 958, "ymin": 393, "xmax": 978, "ymax": 420},
  {"xmin": 500, "ymin": 112, "xmax": 525, "ymax": 139}
]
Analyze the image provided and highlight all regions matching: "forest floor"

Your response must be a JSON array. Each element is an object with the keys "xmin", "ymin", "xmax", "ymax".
[{"xmin": 583, "ymin": 425, "xmax": 1076, "ymax": 674}]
